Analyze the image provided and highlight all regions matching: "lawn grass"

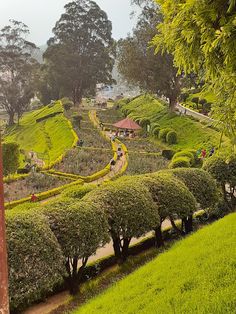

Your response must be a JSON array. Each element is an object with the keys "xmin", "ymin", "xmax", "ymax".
[
  {"xmin": 73, "ymin": 213, "xmax": 236, "ymax": 314},
  {"xmin": 122, "ymin": 95, "xmax": 229, "ymax": 151},
  {"xmin": 4, "ymin": 102, "xmax": 76, "ymax": 167}
]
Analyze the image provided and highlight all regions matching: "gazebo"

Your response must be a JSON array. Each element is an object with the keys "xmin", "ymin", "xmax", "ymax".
[{"xmin": 113, "ymin": 117, "xmax": 141, "ymax": 137}]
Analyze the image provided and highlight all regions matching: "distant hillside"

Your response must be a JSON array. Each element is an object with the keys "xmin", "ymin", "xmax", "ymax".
[{"xmin": 75, "ymin": 213, "xmax": 236, "ymax": 314}]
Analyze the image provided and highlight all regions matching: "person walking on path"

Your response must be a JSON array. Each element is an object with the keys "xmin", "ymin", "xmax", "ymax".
[{"xmin": 201, "ymin": 149, "xmax": 207, "ymax": 159}]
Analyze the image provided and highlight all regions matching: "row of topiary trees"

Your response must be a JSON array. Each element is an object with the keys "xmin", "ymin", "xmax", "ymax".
[{"xmin": 6, "ymin": 168, "xmax": 219, "ymax": 311}]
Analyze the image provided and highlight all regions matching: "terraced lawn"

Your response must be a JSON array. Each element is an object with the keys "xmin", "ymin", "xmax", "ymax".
[
  {"xmin": 73, "ymin": 213, "xmax": 236, "ymax": 314},
  {"xmin": 4, "ymin": 101, "xmax": 76, "ymax": 167}
]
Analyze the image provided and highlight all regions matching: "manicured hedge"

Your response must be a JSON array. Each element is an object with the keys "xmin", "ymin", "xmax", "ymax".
[
  {"xmin": 158, "ymin": 128, "xmax": 173, "ymax": 142},
  {"xmin": 169, "ymin": 156, "xmax": 191, "ymax": 168},
  {"xmin": 166, "ymin": 130, "xmax": 178, "ymax": 144},
  {"xmin": 6, "ymin": 209, "xmax": 65, "ymax": 311},
  {"xmin": 2, "ymin": 142, "xmax": 20, "ymax": 176},
  {"xmin": 62, "ymin": 184, "xmax": 96, "ymax": 199}
]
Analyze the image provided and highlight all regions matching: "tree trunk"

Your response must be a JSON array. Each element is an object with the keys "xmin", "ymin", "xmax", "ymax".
[
  {"xmin": 111, "ymin": 234, "xmax": 122, "ymax": 262},
  {"xmin": 155, "ymin": 225, "xmax": 164, "ymax": 248},
  {"xmin": 8, "ymin": 111, "xmax": 15, "ymax": 126},
  {"xmin": 121, "ymin": 238, "xmax": 131, "ymax": 262},
  {"xmin": 169, "ymin": 97, "xmax": 177, "ymax": 112},
  {"xmin": 169, "ymin": 217, "xmax": 184, "ymax": 236},
  {"xmin": 183, "ymin": 215, "xmax": 193, "ymax": 234}
]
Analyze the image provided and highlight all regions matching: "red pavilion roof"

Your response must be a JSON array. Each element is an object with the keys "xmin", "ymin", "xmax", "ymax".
[{"xmin": 113, "ymin": 118, "xmax": 141, "ymax": 130}]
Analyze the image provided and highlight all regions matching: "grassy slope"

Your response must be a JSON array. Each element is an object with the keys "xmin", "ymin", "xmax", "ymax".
[
  {"xmin": 4, "ymin": 102, "xmax": 75, "ymax": 166},
  {"xmin": 74, "ymin": 213, "xmax": 236, "ymax": 314},
  {"xmin": 122, "ymin": 95, "xmax": 229, "ymax": 151}
]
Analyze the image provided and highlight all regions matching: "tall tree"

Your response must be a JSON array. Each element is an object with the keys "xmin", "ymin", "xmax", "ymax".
[
  {"xmin": 153, "ymin": 0, "xmax": 236, "ymax": 149},
  {"xmin": 117, "ymin": 5, "xmax": 181, "ymax": 110},
  {"xmin": 0, "ymin": 20, "xmax": 38, "ymax": 125},
  {"xmin": 43, "ymin": 0, "xmax": 115, "ymax": 105}
]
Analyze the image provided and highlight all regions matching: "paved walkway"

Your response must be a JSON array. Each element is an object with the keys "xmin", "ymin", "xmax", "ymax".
[{"xmin": 176, "ymin": 103, "xmax": 214, "ymax": 122}]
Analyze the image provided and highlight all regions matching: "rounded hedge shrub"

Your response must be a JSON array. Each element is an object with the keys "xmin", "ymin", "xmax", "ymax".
[
  {"xmin": 169, "ymin": 156, "xmax": 191, "ymax": 168},
  {"xmin": 168, "ymin": 168, "xmax": 219, "ymax": 208},
  {"xmin": 172, "ymin": 150, "xmax": 195, "ymax": 166},
  {"xmin": 139, "ymin": 173, "xmax": 197, "ymax": 221},
  {"xmin": 203, "ymin": 156, "xmax": 229, "ymax": 185},
  {"xmin": 62, "ymin": 184, "xmax": 96, "ymax": 199},
  {"xmin": 84, "ymin": 178, "xmax": 160, "ymax": 261},
  {"xmin": 166, "ymin": 130, "xmax": 178, "ymax": 144},
  {"xmin": 159, "ymin": 128, "xmax": 173, "ymax": 142},
  {"xmin": 139, "ymin": 118, "xmax": 150, "ymax": 129},
  {"xmin": 151, "ymin": 123, "xmax": 160, "ymax": 132},
  {"xmin": 153, "ymin": 127, "xmax": 161, "ymax": 137},
  {"xmin": 6, "ymin": 209, "xmax": 65, "ymax": 312}
]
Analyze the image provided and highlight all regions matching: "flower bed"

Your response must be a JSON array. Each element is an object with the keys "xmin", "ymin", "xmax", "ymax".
[
  {"xmin": 97, "ymin": 108, "xmax": 124, "ymax": 124},
  {"xmin": 4, "ymin": 173, "xmax": 72, "ymax": 202},
  {"xmin": 126, "ymin": 152, "xmax": 168, "ymax": 175},
  {"xmin": 55, "ymin": 147, "xmax": 113, "ymax": 177},
  {"xmin": 121, "ymin": 138, "xmax": 160, "ymax": 153}
]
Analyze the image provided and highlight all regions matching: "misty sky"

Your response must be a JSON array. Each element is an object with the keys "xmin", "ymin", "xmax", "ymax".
[{"xmin": 0, "ymin": 0, "xmax": 138, "ymax": 46}]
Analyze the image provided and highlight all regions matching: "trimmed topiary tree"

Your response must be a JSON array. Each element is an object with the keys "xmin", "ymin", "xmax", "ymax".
[
  {"xmin": 84, "ymin": 178, "xmax": 160, "ymax": 263},
  {"xmin": 136, "ymin": 173, "xmax": 197, "ymax": 246},
  {"xmin": 6, "ymin": 209, "xmax": 65, "ymax": 312},
  {"xmin": 166, "ymin": 130, "xmax": 178, "ymax": 144},
  {"xmin": 166, "ymin": 168, "xmax": 219, "ymax": 232},
  {"xmin": 153, "ymin": 127, "xmax": 161, "ymax": 137},
  {"xmin": 169, "ymin": 156, "xmax": 191, "ymax": 169},
  {"xmin": 139, "ymin": 118, "xmax": 151, "ymax": 131},
  {"xmin": 3, "ymin": 142, "xmax": 20, "ymax": 176},
  {"xmin": 41, "ymin": 198, "xmax": 109, "ymax": 294},
  {"xmin": 159, "ymin": 128, "xmax": 173, "ymax": 142},
  {"xmin": 172, "ymin": 150, "xmax": 195, "ymax": 166}
]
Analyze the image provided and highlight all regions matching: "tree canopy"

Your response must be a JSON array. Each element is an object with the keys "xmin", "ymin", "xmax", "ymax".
[
  {"xmin": 0, "ymin": 20, "xmax": 39, "ymax": 125},
  {"xmin": 42, "ymin": 0, "xmax": 115, "ymax": 104}
]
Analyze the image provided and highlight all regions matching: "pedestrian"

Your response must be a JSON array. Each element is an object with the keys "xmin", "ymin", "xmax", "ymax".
[
  {"xmin": 209, "ymin": 147, "xmax": 215, "ymax": 157},
  {"xmin": 111, "ymin": 134, "xmax": 116, "ymax": 142},
  {"xmin": 109, "ymin": 158, "xmax": 116, "ymax": 171},
  {"xmin": 201, "ymin": 149, "xmax": 207, "ymax": 159},
  {"xmin": 31, "ymin": 193, "xmax": 37, "ymax": 202}
]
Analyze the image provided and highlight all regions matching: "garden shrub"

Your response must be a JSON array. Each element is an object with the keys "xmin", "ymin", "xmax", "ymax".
[
  {"xmin": 62, "ymin": 184, "xmax": 96, "ymax": 199},
  {"xmin": 166, "ymin": 130, "xmax": 178, "ymax": 144},
  {"xmin": 159, "ymin": 128, "xmax": 173, "ymax": 142},
  {"xmin": 168, "ymin": 168, "xmax": 219, "ymax": 209},
  {"xmin": 137, "ymin": 173, "xmax": 197, "ymax": 242},
  {"xmin": 139, "ymin": 118, "xmax": 150, "ymax": 129},
  {"xmin": 199, "ymin": 98, "xmax": 207, "ymax": 106},
  {"xmin": 61, "ymin": 97, "xmax": 73, "ymax": 110},
  {"xmin": 152, "ymin": 127, "xmax": 161, "ymax": 137},
  {"xmin": 169, "ymin": 156, "xmax": 191, "ymax": 168},
  {"xmin": 203, "ymin": 156, "xmax": 229, "ymax": 186},
  {"xmin": 84, "ymin": 177, "xmax": 160, "ymax": 262},
  {"xmin": 162, "ymin": 149, "xmax": 176, "ymax": 160},
  {"xmin": 6, "ymin": 209, "xmax": 65, "ymax": 312},
  {"xmin": 42, "ymin": 198, "xmax": 109, "ymax": 294},
  {"xmin": 3, "ymin": 142, "xmax": 20, "ymax": 176},
  {"xmin": 179, "ymin": 92, "xmax": 189, "ymax": 102},
  {"xmin": 172, "ymin": 150, "xmax": 195, "ymax": 166},
  {"xmin": 191, "ymin": 97, "xmax": 199, "ymax": 105},
  {"xmin": 151, "ymin": 123, "xmax": 160, "ymax": 133}
]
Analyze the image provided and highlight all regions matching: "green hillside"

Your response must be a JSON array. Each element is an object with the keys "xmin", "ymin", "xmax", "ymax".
[
  {"xmin": 74, "ymin": 213, "xmax": 236, "ymax": 314},
  {"xmin": 4, "ymin": 101, "xmax": 76, "ymax": 167},
  {"xmin": 120, "ymin": 95, "xmax": 229, "ymax": 151}
]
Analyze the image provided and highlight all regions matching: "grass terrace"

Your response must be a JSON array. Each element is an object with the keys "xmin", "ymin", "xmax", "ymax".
[{"xmin": 73, "ymin": 213, "xmax": 236, "ymax": 314}]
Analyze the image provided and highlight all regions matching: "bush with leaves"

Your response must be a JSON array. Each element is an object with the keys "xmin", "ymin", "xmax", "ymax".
[
  {"xmin": 6, "ymin": 208, "xmax": 65, "ymax": 312},
  {"xmin": 137, "ymin": 173, "xmax": 197, "ymax": 246},
  {"xmin": 62, "ymin": 184, "xmax": 96, "ymax": 199},
  {"xmin": 158, "ymin": 128, "xmax": 173, "ymax": 142},
  {"xmin": 139, "ymin": 118, "xmax": 150, "ymax": 130},
  {"xmin": 172, "ymin": 150, "xmax": 195, "ymax": 166},
  {"xmin": 84, "ymin": 178, "xmax": 160, "ymax": 262},
  {"xmin": 162, "ymin": 149, "xmax": 176, "ymax": 160},
  {"xmin": 41, "ymin": 197, "xmax": 109, "ymax": 294},
  {"xmin": 152, "ymin": 126, "xmax": 161, "ymax": 137},
  {"xmin": 3, "ymin": 142, "xmax": 20, "ymax": 176},
  {"xmin": 166, "ymin": 130, "xmax": 178, "ymax": 144},
  {"xmin": 169, "ymin": 156, "xmax": 191, "ymax": 169},
  {"xmin": 166, "ymin": 168, "xmax": 219, "ymax": 231}
]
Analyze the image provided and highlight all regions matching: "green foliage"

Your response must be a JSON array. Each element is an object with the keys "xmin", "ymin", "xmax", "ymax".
[
  {"xmin": 139, "ymin": 173, "xmax": 196, "ymax": 221},
  {"xmin": 61, "ymin": 97, "xmax": 73, "ymax": 110},
  {"xmin": 2, "ymin": 142, "xmax": 20, "ymax": 176},
  {"xmin": 172, "ymin": 150, "xmax": 195, "ymax": 166},
  {"xmin": 158, "ymin": 128, "xmax": 173, "ymax": 142},
  {"xmin": 152, "ymin": 126, "xmax": 161, "ymax": 137},
  {"xmin": 169, "ymin": 157, "xmax": 191, "ymax": 169},
  {"xmin": 203, "ymin": 156, "xmax": 229, "ymax": 186},
  {"xmin": 84, "ymin": 177, "xmax": 160, "ymax": 260},
  {"xmin": 74, "ymin": 213, "xmax": 236, "ymax": 314},
  {"xmin": 139, "ymin": 118, "xmax": 150, "ymax": 129},
  {"xmin": 166, "ymin": 130, "xmax": 178, "ymax": 144},
  {"xmin": 168, "ymin": 168, "xmax": 219, "ymax": 209},
  {"xmin": 4, "ymin": 101, "xmax": 76, "ymax": 167},
  {"xmin": 62, "ymin": 184, "xmax": 96, "ymax": 199},
  {"xmin": 191, "ymin": 97, "xmax": 199, "ymax": 105},
  {"xmin": 6, "ymin": 209, "xmax": 64, "ymax": 311},
  {"xmin": 43, "ymin": 0, "xmax": 115, "ymax": 103}
]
